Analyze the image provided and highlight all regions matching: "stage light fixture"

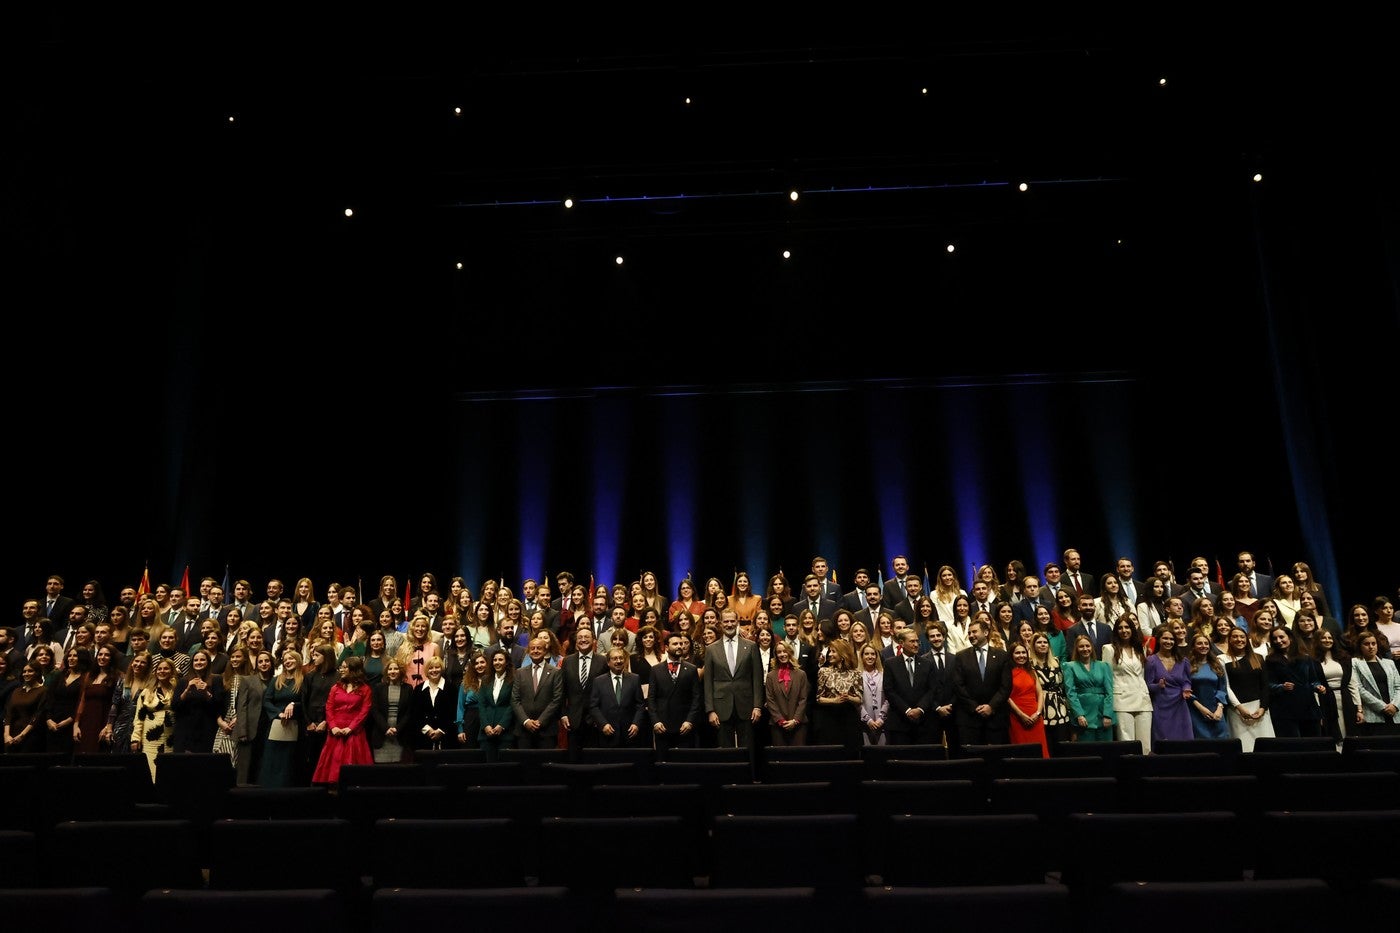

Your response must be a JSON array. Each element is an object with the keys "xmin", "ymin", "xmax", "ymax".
[
  {"xmin": 1018, "ymin": 182, "xmax": 1029, "ymax": 192},
  {"xmin": 456, "ymin": 261, "xmax": 463, "ymax": 270},
  {"xmin": 454, "ymin": 106, "xmax": 462, "ymax": 115},
  {"xmin": 789, "ymin": 190, "xmax": 799, "ymax": 202},
  {"xmin": 684, "ymin": 97, "xmax": 692, "ymax": 105},
  {"xmin": 344, "ymin": 208, "xmax": 354, "ymax": 217},
  {"xmin": 1159, "ymin": 77, "xmax": 1167, "ymax": 86},
  {"xmin": 564, "ymin": 198, "xmax": 574, "ymax": 209},
  {"xmin": 782, "ymin": 250, "xmax": 791, "ymax": 259},
  {"xmin": 227, "ymin": 115, "xmax": 235, "ymax": 123},
  {"xmin": 1252, "ymin": 173, "xmax": 1263, "ymax": 183},
  {"xmin": 615, "ymin": 255, "xmax": 624, "ymax": 265},
  {"xmin": 921, "ymin": 87, "xmax": 928, "ymax": 95},
  {"xmin": 946, "ymin": 244, "xmax": 955, "ymax": 253}
]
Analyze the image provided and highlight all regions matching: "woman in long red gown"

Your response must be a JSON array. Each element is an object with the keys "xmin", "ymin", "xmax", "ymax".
[
  {"xmin": 312, "ymin": 656, "xmax": 373, "ymax": 785},
  {"xmin": 1008, "ymin": 642, "xmax": 1049, "ymax": 757}
]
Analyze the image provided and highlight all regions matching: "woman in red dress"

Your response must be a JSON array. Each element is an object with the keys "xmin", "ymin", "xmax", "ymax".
[
  {"xmin": 1007, "ymin": 642, "xmax": 1049, "ymax": 758},
  {"xmin": 312, "ymin": 656, "xmax": 373, "ymax": 785}
]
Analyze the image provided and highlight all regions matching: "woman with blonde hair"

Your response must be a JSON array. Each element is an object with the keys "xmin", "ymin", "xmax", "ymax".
[
  {"xmin": 136, "ymin": 657, "xmax": 179, "ymax": 778},
  {"xmin": 259, "ymin": 651, "xmax": 304, "ymax": 787},
  {"xmin": 813, "ymin": 637, "xmax": 862, "ymax": 751},
  {"xmin": 398, "ymin": 614, "xmax": 440, "ymax": 688}
]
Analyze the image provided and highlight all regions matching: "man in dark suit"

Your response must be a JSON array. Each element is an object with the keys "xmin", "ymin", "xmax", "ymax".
[
  {"xmin": 1064, "ymin": 592, "xmax": 1112, "ymax": 659},
  {"xmin": 332, "ymin": 585, "xmax": 358, "ymax": 636},
  {"xmin": 649, "ymin": 631, "xmax": 702, "ymax": 751},
  {"xmin": 1237, "ymin": 552, "xmax": 1272, "ymax": 599},
  {"xmin": 892, "ymin": 575, "xmax": 926, "ymax": 626},
  {"xmin": 1012, "ymin": 576, "xmax": 1053, "ymax": 625},
  {"xmin": 1179, "ymin": 568, "xmax": 1216, "ymax": 615},
  {"xmin": 1062, "ymin": 549, "xmax": 1096, "ymax": 599},
  {"xmin": 703, "ymin": 609, "xmax": 766, "ymax": 749},
  {"xmin": 966, "ymin": 580, "xmax": 1002, "ymax": 621},
  {"xmin": 883, "ymin": 629, "xmax": 933, "ymax": 745},
  {"xmin": 951, "ymin": 617, "xmax": 1012, "ymax": 746},
  {"xmin": 793, "ymin": 576, "xmax": 838, "ymax": 623},
  {"xmin": 923, "ymin": 624, "xmax": 958, "ymax": 748},
  {"xmin": 852, "ymin": 584, "xmax": 886, "ymax": 631},
  {"xmin": 1113, "ymin": 558, "xmax": 1145, "ymax": 608},
  {"xmin": 840, "ymin": 569, "xmax": 873, "ymax": 613},
  {"xmin": 512, "ymin": 634, "xmax": 564, "ymax": 749},
  {"xmin": 882, "ymin": 556, "xmax": 913, "ymax": 608},
  {"xmin": 173, "ymin": 599, "xmax": 205, "ymax": 652},
  {"xmin": 550, "ymin": 572, "xmax": 576, "ymax": 614},
  {"xmin": 588, "ymin": 647, "xmax": 646, "ymax": 747},
  {"xmin": 262, "ymin": 600, "xmax": 294, "ymax": 656},
  {"xmin": 41, "ymin": 576, "xmax": 77, "ymax": 636},
  {"xmin": 810, "ymin": 557, "xmax": 842, "ymax": 602},
  {"xmin": 559, "ymin": 625, "xmax": 609, "ymax": 758}
]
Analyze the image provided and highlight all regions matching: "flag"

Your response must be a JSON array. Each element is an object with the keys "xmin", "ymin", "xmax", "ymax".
[
  {"xmin": 1215, "ymin": 559, "xmax": 1226, "ymax": 592},
  {"xmin": 730, "ymin": 569, "xmax": 737, "ymax": 599},
  {"xmin": 831, "ymin": 567, "xmax": 838, "ymax": 586},
  {"xmin": 877, "ymin": 568, "xmax": 885, "ymax": 593},
  {"xmin": 137, "ymin": 564, "xmax": 150, "ymax": 599},
  {"xmin": 220, "ymin": 564, "xmax": 230, "ymax": 596},
  {"xmin": 924, "ymin": 564, "xmax": 932, "ymax": 595},
  {"xmin": 179, "ymin": 565, "xmax": 190, "ymax": 597},
  {"xmin": 404, "ymin": 576, "xmax": 413, "ymax": 615}
]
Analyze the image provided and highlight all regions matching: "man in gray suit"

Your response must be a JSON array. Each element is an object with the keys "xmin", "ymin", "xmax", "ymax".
[
  {"xmin": 703, "ymin": 608, "xmax": 766, "ymax": 749},
  {"xmin": 512, "ymin": 634, "xmax": 563, "ymax": 749}
]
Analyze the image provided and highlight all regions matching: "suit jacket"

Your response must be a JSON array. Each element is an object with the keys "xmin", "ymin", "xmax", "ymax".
[
  {"xmin": 925, "ymin": 648, "xmax": 957, "ymax": 710},
  {"xmin": 42, "ymin": 596, "xmax": 77, "ymax": 627},
  {"xmin": 883, "ymin": 579, "xmax": 912, "ymax": 608},
  {"xmin": 233, "ymin": 674, "xmax": 268, "ymax": 744},
  {"xmin": 764, "ymin": 667, "xmax": 810, "ymax": 725},
  {"xmin": 1012, "ymin": 594, "xmax": 1053, "ymax": 626},
  {"xmin": 647, "ymin": 660, "xmax": 702, "ymax": 732},
  {"xmin": 1064, "ymin": 620, "xmax": 1113, "ymax": 659},
  {"xmin": 1352, "ymin": 657, "xmax": 1400, "ymax": 722},
  {"xmin": 368, "ymin": 680, "xmax": 417, "ymax": 748},
  {"xmin": 412, "ymin": 679, "xmax": 460, "ymax": 747},
  {"xmin": 853, "ymin": 606, "xmax": 888, "ymax": 631},
  {"xmin": 816, "ymin": 580, "xmax": 842, "ymax": 602},
  {"xmin": 587, "ymin": 671, "xmax": 647, "ymax": 739},
  {"xmin": 477, "ymin": 675, "xmax": 515, "ymax": 738},
  {"xmin": 1063, "ymin": 571, "xmax": 1097, "ymax": 598},
  {"xmin": 1249, "ymin": 572, "xmax": 1275, "ymax": 599},
  {"xmin": 840, "ymin": 589, "xmax": 870, "ymax": 614},
  {"xmin": 560, "ymin": 651, "xmax": 610, "ymax": 727},
  {"xmin": 793, "ymin": 598, "xmax": 838, "ymax": 623},
  {"xmin": 510, "ymin": 663, "xmax": 563, "ymax": 735},
  {"xmin": 951, "ymin": 644, "xmax": 1012, "ymax": 726},
  {"xmin": 883, "ymin": 653, "xmax": 934, "ymax": 733},
  {"xmin": 703, "ymin": 636, "xmax": 765, "ymax": 721}
]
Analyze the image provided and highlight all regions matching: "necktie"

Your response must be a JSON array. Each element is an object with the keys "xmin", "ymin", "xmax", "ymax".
[
  {"xmin": 726, "ymin": 637, "xmax": 737, "ymax": 671},
  {"xmin": 46, "ymin": 600, "xmax": 55, "ymax": 617},
  {"xmin": 936, "ymin": 654, "xmax": 944, "ymax": 672},
  {"xmin": 580, "ymin": 656, "xmax": 589, "ymax": 684},
  {"xmin": 978, "ymin": 648, "xmax": 987, "ymax": 677},
  {"xmin": 533, "ymin": 666, "xmax": 541, "ymax": 689},
  {"xmin": 1073, "ymin": 574, "xmax": 1083, "ymax": 594},
  {"xmin": 614, "ymin": 675, "xmax": 621, "ymax": 702},
  {"xmin": 906, "ymin": 658, "xmax": 915, "ymax": 685}
]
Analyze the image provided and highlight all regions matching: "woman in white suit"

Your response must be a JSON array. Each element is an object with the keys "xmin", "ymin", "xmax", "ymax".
[{"xmin": 1350, "ymin": 632, "xmax": 1400, "ymax": 735}]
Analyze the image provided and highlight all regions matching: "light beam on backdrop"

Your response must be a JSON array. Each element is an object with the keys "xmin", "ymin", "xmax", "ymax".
[
  {"xmin": 738, "ymin": 394, "xmax": 775, "ymax": 584},
  {"xmin": 874, "ymin": 420, "xmax": 904, "ymax": 587},
  {"xmin": 1083, "ymin": 383, "xmax": 1139, "ymax": 570},
  {"xmin": 943, "ymin": 388, "xmax": 988, "ymax": 583},
  {"xmin": 455, "ymin": 426, "xmax": 485, "ymax": 595},
  {"xmin": 516, "ymin": 415, "xmax": 549, "ymax": 591}
]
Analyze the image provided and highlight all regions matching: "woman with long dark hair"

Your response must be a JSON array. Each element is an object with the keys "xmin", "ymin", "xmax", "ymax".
[
  {"xmin": 1265, "ymin": 627, "xmax": 1326, "ymax": 738},
  {"xmin": 1102, "ymin": 616, "xmax": 1152, "ymax": 753},
  {"xmin": 1146, "ymin": 627, "xmax": 1193, "ymax": 743},
  {"xmin": 1223, "ymin": 627, "xmax": 1273, "ymax": 751},
  {"xmin": 312, "ymin": 656, "xmax": 374, "ymax": 784}
]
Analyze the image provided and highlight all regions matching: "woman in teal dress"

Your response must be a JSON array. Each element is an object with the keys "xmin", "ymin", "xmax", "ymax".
[
  {"xmin": 476, "ymin": 648, "xmax": 515, "ymax": 761},
  {"xmin": 259, "ymin": 651, "xmax": 304, "ymax": 786},
  {"xmin": 1187, "ymin": 633, "xmax": 1231, "ymax": 738},
  {"xmin": 1063, "ymin": 634, "xmax": 1116, "ymax": 742},
  {"xmin": 1032, "ymin": 605, "xmax": 1066, "ymax": 662}
]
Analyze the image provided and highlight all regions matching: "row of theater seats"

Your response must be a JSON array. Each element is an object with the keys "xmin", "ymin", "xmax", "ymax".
[
  {"xmin": 4, "ymin": 881, "xmax": 1400, "ymax": 933},
  {"xmin": 5, "ymin": 808, "xmax": 1400, "ymax": 891}
]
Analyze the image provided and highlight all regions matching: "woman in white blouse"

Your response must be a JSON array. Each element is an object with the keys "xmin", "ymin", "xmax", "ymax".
[{"xmin": 1101, "ymin": 616, "xmax": 1152, "ymax": 753}]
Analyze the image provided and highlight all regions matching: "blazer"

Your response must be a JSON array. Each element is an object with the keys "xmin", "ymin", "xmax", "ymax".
[
  {"xmin": 560, "ymin": 651, "xmax": 610, "ymax": 727},
  {"xmin": 840, "ymin": 589, "xmax": 871, "ymax": 614},
  {"xmin": 647, "ymin": 660, "xmax": 702, "ymax": 732},
  {"xmin": 587, "ymin": 671, "xmax": 647, "ymax": 738},
  {"xmin": 412, "ymin": 679, "xmax": 459, "ymax": 747},
  {"xmin": 1062, "ymin": 659, "xmax": 1117, "ymax": 724},
  {"xmin": 703, "ymin": 636, "xmax": 766, "ymax": 721},
  {"xmin": 951, "ymin": 644, "xmax": 1012, "ymax": 725},
  {"xmin": 510, "ymin": 664, "xmax": 563, "ymax": 735},
  {"xmin": 1351, "ymin": 657, "xmax": 1400, "ymax": 723},
  {"xmin": 764, "ymin": 666, "xmax": 810, "ymax": 726},
  {"xmin": 368, "ymin": 680, "xmax": 417, "ymax": 748},
  {"xmin": 1063, "ymin": 620, "xmax": 1113, "ymax": 660},
  {"xmin": 793, "ymin": 598, "xmax": 839, "ymax": 623},
  {"xmin": 883, "ymin": 653, "xmax": 934, "ymax": 734},
  {"xmin": 233, "ymin": 675, "xmax": 268, "ymax": 744},
  {"xmin": 477, "ymin": 675, "xmax": 515, "ymax": 740}
]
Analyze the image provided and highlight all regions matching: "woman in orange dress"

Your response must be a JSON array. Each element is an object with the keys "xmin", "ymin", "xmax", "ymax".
[
  {"xmin": 312, "ymin": 656, "xmax": 373, "ymax": 784},
  {"xmin": 731, "ymin": 572, "xmax": 761, "ymax": 623},
  {"xmin": 1007, "ymin": 642, "xmax": 1049, "ymax": 757}
]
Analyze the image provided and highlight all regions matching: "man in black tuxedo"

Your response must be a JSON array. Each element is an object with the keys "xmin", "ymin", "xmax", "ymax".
[
  {"xmin": 559, "ymin": 625, "xmax": 609, "ymax": 758},
  {"xmin": 883, "ymin": 629, "xmax": 933, "ymax": 745},
  {"xmin": 512, "ymin": 634, "xmax": 563, "ymax": 749},
  {"xmin": 951, "ymin": 618, "xmax": 1012, "ymax": 747},
  {"xmin": 794, "ymin": 576, "xmax": 838, "ymax": 623},
  {"xmin": 648, "ymin": 632, "xmax": 701, "ymax": 751},
  {"xmin": 703, "ymin": 609, "xmax": 765, "ymax": 749},
  {"xmin": 588, "ymin": 647, "xmax": 646, "ymax": 747},
  {"xmin": 1064, "ymin": 592, "xmax": 1112, "ymax": 660}
]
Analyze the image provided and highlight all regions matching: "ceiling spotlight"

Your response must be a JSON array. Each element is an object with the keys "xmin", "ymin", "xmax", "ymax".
[
  {"xmin": 945, "ymin": 244, "xmax": 955, "ymax": 253},
  {"xmin": 782, "ymin": 250, "xmax": 791, "ymax": 260},
  {"xmin": 453, "ymin": 106, "xmax": 462, "ymax": 115},
  {"xmin": 1252, "ymin": 173, "xmax": 1263, "ymax": 183},
  {"xmin": 1018, "ymin": 182, "xmax": 1029, "ymax": 192},
  {"xmin": 788, "ymin": 190, "xmax": 799, "ymax": 202},
  {"xmin": 615, "ymin": 256, "xmax": 624, "ymax": 265},
  {"xmin": 921, "ymin": 87, "xmax": 928, "ymax": 95},
  {"xmin": 344, "ymin": 208, "xmax": 354, "ymax": 218},
  {"xmin": 684, "ymin": 97, "xmax": 692, "ymax": 105},
  {"xmin": 564, "ymin": 198, "xmax": 574, "ymax": 209},
  {"xmin": 1159, "ymin": 77, "xmax": 1167, "ymax": 86},
  {"xmin": 455, "ymin": 261, "xmax": 463, "ymax": 270},
  {"xmin": 227, "ymin": 115, "xmax": 235, "ymax": 123}
]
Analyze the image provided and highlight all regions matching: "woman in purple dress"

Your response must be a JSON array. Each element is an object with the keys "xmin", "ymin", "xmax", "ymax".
[{"xmin": 1145, "ymin": 626, "xmax": 1194, "ymax": 742}]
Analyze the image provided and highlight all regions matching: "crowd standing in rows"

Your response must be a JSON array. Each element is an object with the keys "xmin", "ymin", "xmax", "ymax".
[{"xmin": 4, "ymin": 551, "xmax": 1398, "ymax": 784}]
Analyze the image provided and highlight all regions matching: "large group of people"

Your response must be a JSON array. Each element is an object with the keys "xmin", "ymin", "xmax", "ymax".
[{"xmin": 4, "ymin": 550, "xmax": 1399, "ymax": 784}]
